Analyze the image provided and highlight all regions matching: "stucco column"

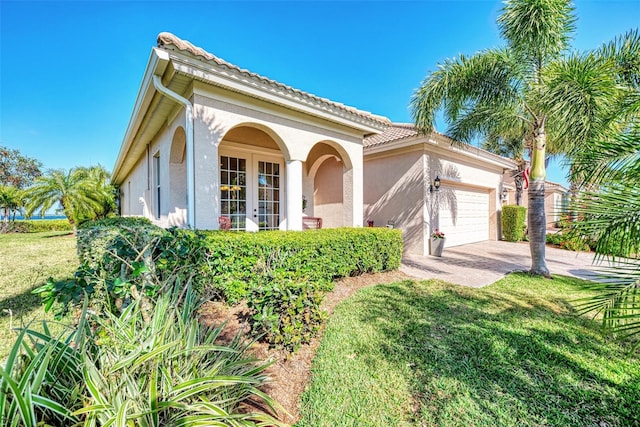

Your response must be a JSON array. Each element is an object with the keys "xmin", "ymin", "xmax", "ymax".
[
  {"xmin": 193, "ymin": 103, "xmax": 222, "ymax": 230},
  {"xmin": 286, "ymin": 159, "xmax": 303, "ymax": 230},
  {"xmin": 344, "ymin": 160, "xmax": 363, "ymax": 227}
]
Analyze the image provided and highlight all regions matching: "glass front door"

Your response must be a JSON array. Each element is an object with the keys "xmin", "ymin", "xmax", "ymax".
[
  {"xmin": 220, "ymin": 156, "xmax": 247, "ymax": 230},
  {"xmin": 256, "ymin": 160, "xmax": 280, "ymax": 230},
  {"xmin": 220, "ymin": 153, "xmax": 282, "ymax": 231}
]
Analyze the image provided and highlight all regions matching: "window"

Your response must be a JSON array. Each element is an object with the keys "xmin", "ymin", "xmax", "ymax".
[
  {"xmin": 154, "ymin": 154, "xmax": 161, "ymax": 219},
  {"xmin": 220, "ymin": 156, "xmax": 247, "ymax": 230}
]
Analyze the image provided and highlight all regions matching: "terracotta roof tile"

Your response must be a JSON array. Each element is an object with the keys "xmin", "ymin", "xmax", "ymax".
[
  {"xmin": 156, "ymin": 32, "xmax": 389, "ymax": 128},
  {"xmin": 363, "ymin": 123, "xmax": 419, "ymax": 148}
]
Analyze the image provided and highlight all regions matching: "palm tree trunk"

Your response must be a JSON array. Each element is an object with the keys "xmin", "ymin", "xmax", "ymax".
[{"xmin": 528, "ymin": 121, "xmax": 550, "ymax": 277}]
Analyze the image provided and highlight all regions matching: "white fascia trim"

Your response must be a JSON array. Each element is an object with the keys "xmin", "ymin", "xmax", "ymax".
[
  {"xmin": 112, "ymin": 48, "xmax": 170, "ymax": 184},
  {"xmin": 168, "ymin": 54, "xmax": 388, "ymax": 135},
  {"xmin": 191, "ymin": 84, "xmax": 366, "ymax": 143},
  {"xmin": 365, "ymin": 136, "xmax": 518, "ymax": 170}
]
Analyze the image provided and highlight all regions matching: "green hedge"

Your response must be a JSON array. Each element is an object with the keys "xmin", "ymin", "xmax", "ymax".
[
  {"xmin": 1, "ymin": 219, "xmax": 72, "ymax": 233},
  {"xmin": 41, "ymin": 223, "xmax": 403, "ymax": 350},
  {"xmin": 202, "ymin": 227, "xmax": 403, "ymax": 302},
  {"xmin": 502, "ymin": 205, "xmax": 527, "ymax": 242}
]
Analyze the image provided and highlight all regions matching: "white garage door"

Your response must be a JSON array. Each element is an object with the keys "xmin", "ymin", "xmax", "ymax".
[{"xmin": 438, "ymin": 186, "xmax": 489, "ymax": 248}]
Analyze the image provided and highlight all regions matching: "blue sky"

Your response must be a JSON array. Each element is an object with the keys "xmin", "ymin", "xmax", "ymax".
[{"xmin": 1, "ymin": 1, "xmax": 638, "ymax": 188}]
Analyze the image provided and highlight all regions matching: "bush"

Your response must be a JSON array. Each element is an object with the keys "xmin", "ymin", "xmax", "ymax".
[
  {"xmin": 248, "ymin": 273, "xmax": 326, "ymax": 351},
  {"xmin": 202, "ymin": 228, "xmax": 403, "ymax": 302},
  {"xmin": 1, "ymin": 219, "xmax": 72, "ymax": 233},
  {"xmin": 546, "ymin": 232, "xmax": 593, "ymax": 252},
  {"xmin": 36, "ymin": 223, "xmax": 403, "ymax": 349},
  {"xmin": 77, "ymin": 215, "xmax": 151, "ymax": 229},
  {"xmin": 502, "ymin": 205, "xmax": 527, "ymax": 242}
]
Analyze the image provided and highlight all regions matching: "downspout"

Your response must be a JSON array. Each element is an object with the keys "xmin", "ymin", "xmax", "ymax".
[{"xmin": 151, "ymin": 75, "xmax": 195, "ymax": 228}]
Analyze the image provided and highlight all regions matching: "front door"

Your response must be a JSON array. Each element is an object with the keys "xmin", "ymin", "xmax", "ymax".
[
  {"xmin": 255, "ymin": 160, "xmax": 281, "ymax": 231},
  {"xmin": 220, "ymin": 153, "xmax": 283, "ymax": 231}
]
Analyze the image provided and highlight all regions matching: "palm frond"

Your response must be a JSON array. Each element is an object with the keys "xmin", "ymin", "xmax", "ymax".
[
  {"xmin": 499, "ymin": 0, "xmax": 576, "ymax": 68},
  {"xmin": 410, "ymin": 48, "xmax": 526, "ymax": 143}
]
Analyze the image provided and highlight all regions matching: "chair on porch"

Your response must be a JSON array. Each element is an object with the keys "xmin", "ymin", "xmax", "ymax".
[
  {"xmin": 218, "ymin": 216, "xmax": 232, "ymax": 231},
  {"xmin": 302, "ymin": 217, "xmax": 322, "ymax": 230}
]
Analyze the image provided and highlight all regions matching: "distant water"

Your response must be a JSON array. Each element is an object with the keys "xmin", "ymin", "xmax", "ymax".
[{"xmin": 5, "ymin": 215, "xmax": 67, "ymax": 221}]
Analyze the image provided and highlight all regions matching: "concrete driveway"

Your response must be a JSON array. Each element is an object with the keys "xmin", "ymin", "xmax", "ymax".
[{"xmin": 401, "ymin": 240, "xmax": 610, "ymax": 287}]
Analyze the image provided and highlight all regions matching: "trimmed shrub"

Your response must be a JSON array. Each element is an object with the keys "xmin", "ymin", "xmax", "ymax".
[
  {"xmin": 2, "ymin": 219, "xmax": 72, "ymax": 233},
  {"xmin": 77, "ymin": 216, "xmax": 151, "ymax": 229},
  {"xmin": 248, "ymin": 273, "xmax": 326, "ymax": 351},
  {"xmin": 502, "ymin": 205, "xmax": 527, "ymax": 242},
  {"xmin": 202, "ymin": 228, "xmax": 404, "ymax": 302},
  {"xmin": 546, "ymin": 231, "xmax": 594, "ymax": 252},
  {"xmin": 36, "ymin": 223, "xmax": 403, "ymax": 349}
]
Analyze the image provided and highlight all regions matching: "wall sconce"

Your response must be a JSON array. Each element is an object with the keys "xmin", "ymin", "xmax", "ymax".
[
  {"xmin": 429, "ymin": 176, "xmax": 441, "ymax": 193},
  {"xmin": 501, "ymin": 188, "xmax": 509, "ymax": 201}
]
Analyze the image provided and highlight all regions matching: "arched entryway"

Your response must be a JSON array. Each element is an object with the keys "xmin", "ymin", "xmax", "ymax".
[
  {"xmin": 218, "ymin": 124, "xmax": 286, "ymax": 231},
  {"xmin": 305, "ymin": 141, "xmax": 351, "ymax": 228},
  {"xmin": 168, "ymin": 126, "xmax": 187, "ymax": 226}
]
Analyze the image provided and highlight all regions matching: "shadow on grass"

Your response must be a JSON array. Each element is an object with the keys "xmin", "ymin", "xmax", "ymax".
[
  {"xmin": 0, "ymin": 277, "xmax": 72, "ymax": 319},
  {"xmin": 351, "ymin": 277, "xmax": 640, "ymax": 426}
]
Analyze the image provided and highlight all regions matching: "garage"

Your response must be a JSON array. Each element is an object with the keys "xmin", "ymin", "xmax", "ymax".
[{"xmin": 437, "ymin": 185, "xmax": 490, "ymax": 248}]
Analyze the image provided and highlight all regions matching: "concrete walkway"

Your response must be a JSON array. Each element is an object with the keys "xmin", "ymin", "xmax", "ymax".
[{"xmin": 401, "ymin": 240, "xmax": 610, "ymax": 287}]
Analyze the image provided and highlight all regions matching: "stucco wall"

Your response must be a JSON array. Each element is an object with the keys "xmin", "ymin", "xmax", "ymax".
[
  {"xmin": 364, "ymin": 148, "xmax": 425, "ymax": 254},
  {"xmin": 120, "ymin": 153, "xmax": 149, "ymax": 217},
  {"xmin": 313, "ymin": 157, "xmax": 344, "ymax": 228},
  {"xmin": 192, "ymin": 86, "xmax": 366, "ymax": 229},
  {"xmin": 118, "ymin": 111, "xmax": 188, "ymax": 227},
  {"xmin": 364, "ymin": 143, "xmax": 509, "ymax": 254}
]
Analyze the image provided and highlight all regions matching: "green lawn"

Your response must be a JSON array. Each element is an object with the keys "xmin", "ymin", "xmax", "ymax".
[
  {"xmin": 0, "ymin": 231, "xmax": 77, "ymax": 360},
  {"xmin": 298, "ymin": 275, "xmax": 640, "ymax": 427}
]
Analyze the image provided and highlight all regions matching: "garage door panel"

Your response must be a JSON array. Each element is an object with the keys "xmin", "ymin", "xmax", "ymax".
[{"xmin": 438, "ymin": 186, "xmax": 489, "ymax": 248}]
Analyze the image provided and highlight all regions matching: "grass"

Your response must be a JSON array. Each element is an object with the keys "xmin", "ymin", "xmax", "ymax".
[
  {"xmin": 0, "ymin": 231, "xmax": 77, "ymax": 360},
  {"xmin": 298, "ymin": 274, "xmax": 640, "ymax": 427}
]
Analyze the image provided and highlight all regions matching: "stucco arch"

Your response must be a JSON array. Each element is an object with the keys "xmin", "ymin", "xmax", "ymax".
[
  {"xmin": 304, "ymin": 140, "xmax": 353, "ymax": 172},
  {"xmin": 220, "ymin": 122, "xmax": 290, "ymax": 160},
  {"xmin": 170, "ymin": 126, "xmax": 186, "ymax": 163},
  {"xmin": 168, "ymin": 126, "xmax": 187, "ymax": 226}
]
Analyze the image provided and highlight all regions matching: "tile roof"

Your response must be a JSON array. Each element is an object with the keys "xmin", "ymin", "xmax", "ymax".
[
  {"xmin": 363, "ymin": 123, "xmax": 419, "ymax": 148},
  {"xmin": 364, "ymin": 123, "xmax": 518, "ymax": 168},
  {"xmin": 156, "ymin": 32, "xmax": 390, "ymax": 129}
]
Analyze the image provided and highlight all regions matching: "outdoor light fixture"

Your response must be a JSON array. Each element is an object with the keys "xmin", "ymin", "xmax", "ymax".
[
  {"xmin": 430, "ymin": 176, "xmax": 441, "ymax": 193},
  {"xmin": 501, "ymin": 188, "xmax": 509, "ymax": 201}
]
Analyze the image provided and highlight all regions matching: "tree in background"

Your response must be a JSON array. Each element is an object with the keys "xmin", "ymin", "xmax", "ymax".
[
  {"xmin": 410, "ymin": 0, "xmax": 635, "ymax": 276},
  {"xmin": 0, "ymin": 146, "xmax": 42, "ymax": 189},
  {"xmin": 25, "ymin": 165, "xmax": 115, "ymax": 233},
  {"xmin": 0, "ymin": 185, "xmax": 25, "ymax": 222}
]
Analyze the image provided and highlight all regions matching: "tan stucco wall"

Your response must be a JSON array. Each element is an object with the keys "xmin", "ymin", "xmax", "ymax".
[
  {"xmin": 364, "ymin": 143, "xmax": 508, "ymax": 255},
  {"xmin": 191, "ymin": 85, "xmax": 366, "ymax": 229},
  {"xmin": 119, "ymin": 111, "xmax": 189, "ymax": 227},
  {"xmin": 364, "ymin": 148, "xmax": 426, "ymax": 254},
  {"xmin": 313, "ymin": 157, "xmax": 344, "ymax": 228},
  {"xmin": 503, "ymin": 184, "xmax": 568, "ymax": 228}
]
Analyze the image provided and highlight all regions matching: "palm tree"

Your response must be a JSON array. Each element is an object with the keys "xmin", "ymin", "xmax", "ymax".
[
  {"xmin": 25, "ymin": 168, "xmax": 105, "ymax": 233},
  {"xmin": 74, "ymin": 165, "xmax": 116, "ymax": 221},
  {"xmin": 410, "ymin": 0, "xmax": 631, "ymax": 276},
  {"xmin": 0, "ymin": 185, "xmax": 23, "ymax": 222},
  {"xmin": 563, "ymin": 30, "xmax": 640, "ymax": 345}
]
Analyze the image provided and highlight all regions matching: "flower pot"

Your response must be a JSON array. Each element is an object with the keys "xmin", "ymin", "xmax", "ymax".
[{"xmin": 430, "ymin": 237, "xmax": 446, "ymax": 257}]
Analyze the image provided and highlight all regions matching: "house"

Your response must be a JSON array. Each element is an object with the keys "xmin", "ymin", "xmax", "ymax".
[
  {"xmin": 112, "ymin": 32, "xmax": 389, "ymax": 231},
  {"xmin": 363, "ymin": 124, "xmax": 517, "ymax": 255},
  {"xmin": 502, "ymin": 176, "xmax": 570, "ymax": 228},
  {"xmin": 113, "ymin": 33, "xmax": 518, "ymax": 255}
]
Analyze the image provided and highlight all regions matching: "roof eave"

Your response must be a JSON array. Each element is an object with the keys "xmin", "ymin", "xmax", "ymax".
[
  {"xmin": 112, "ymin": 48, "xmax": 170, "ymax": 185},
  {"xmin": 364, "ymin": 132, "xmax": 518, "ymax": 170},
  {"xmin": 167, "ymin": 51, "xmax": 389, "ymax": 135}
]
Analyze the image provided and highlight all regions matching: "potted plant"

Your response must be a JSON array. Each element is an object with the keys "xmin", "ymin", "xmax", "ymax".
[{"xmin": 430, "ymin": 229, "xmax": 446, "ymax": 257}]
